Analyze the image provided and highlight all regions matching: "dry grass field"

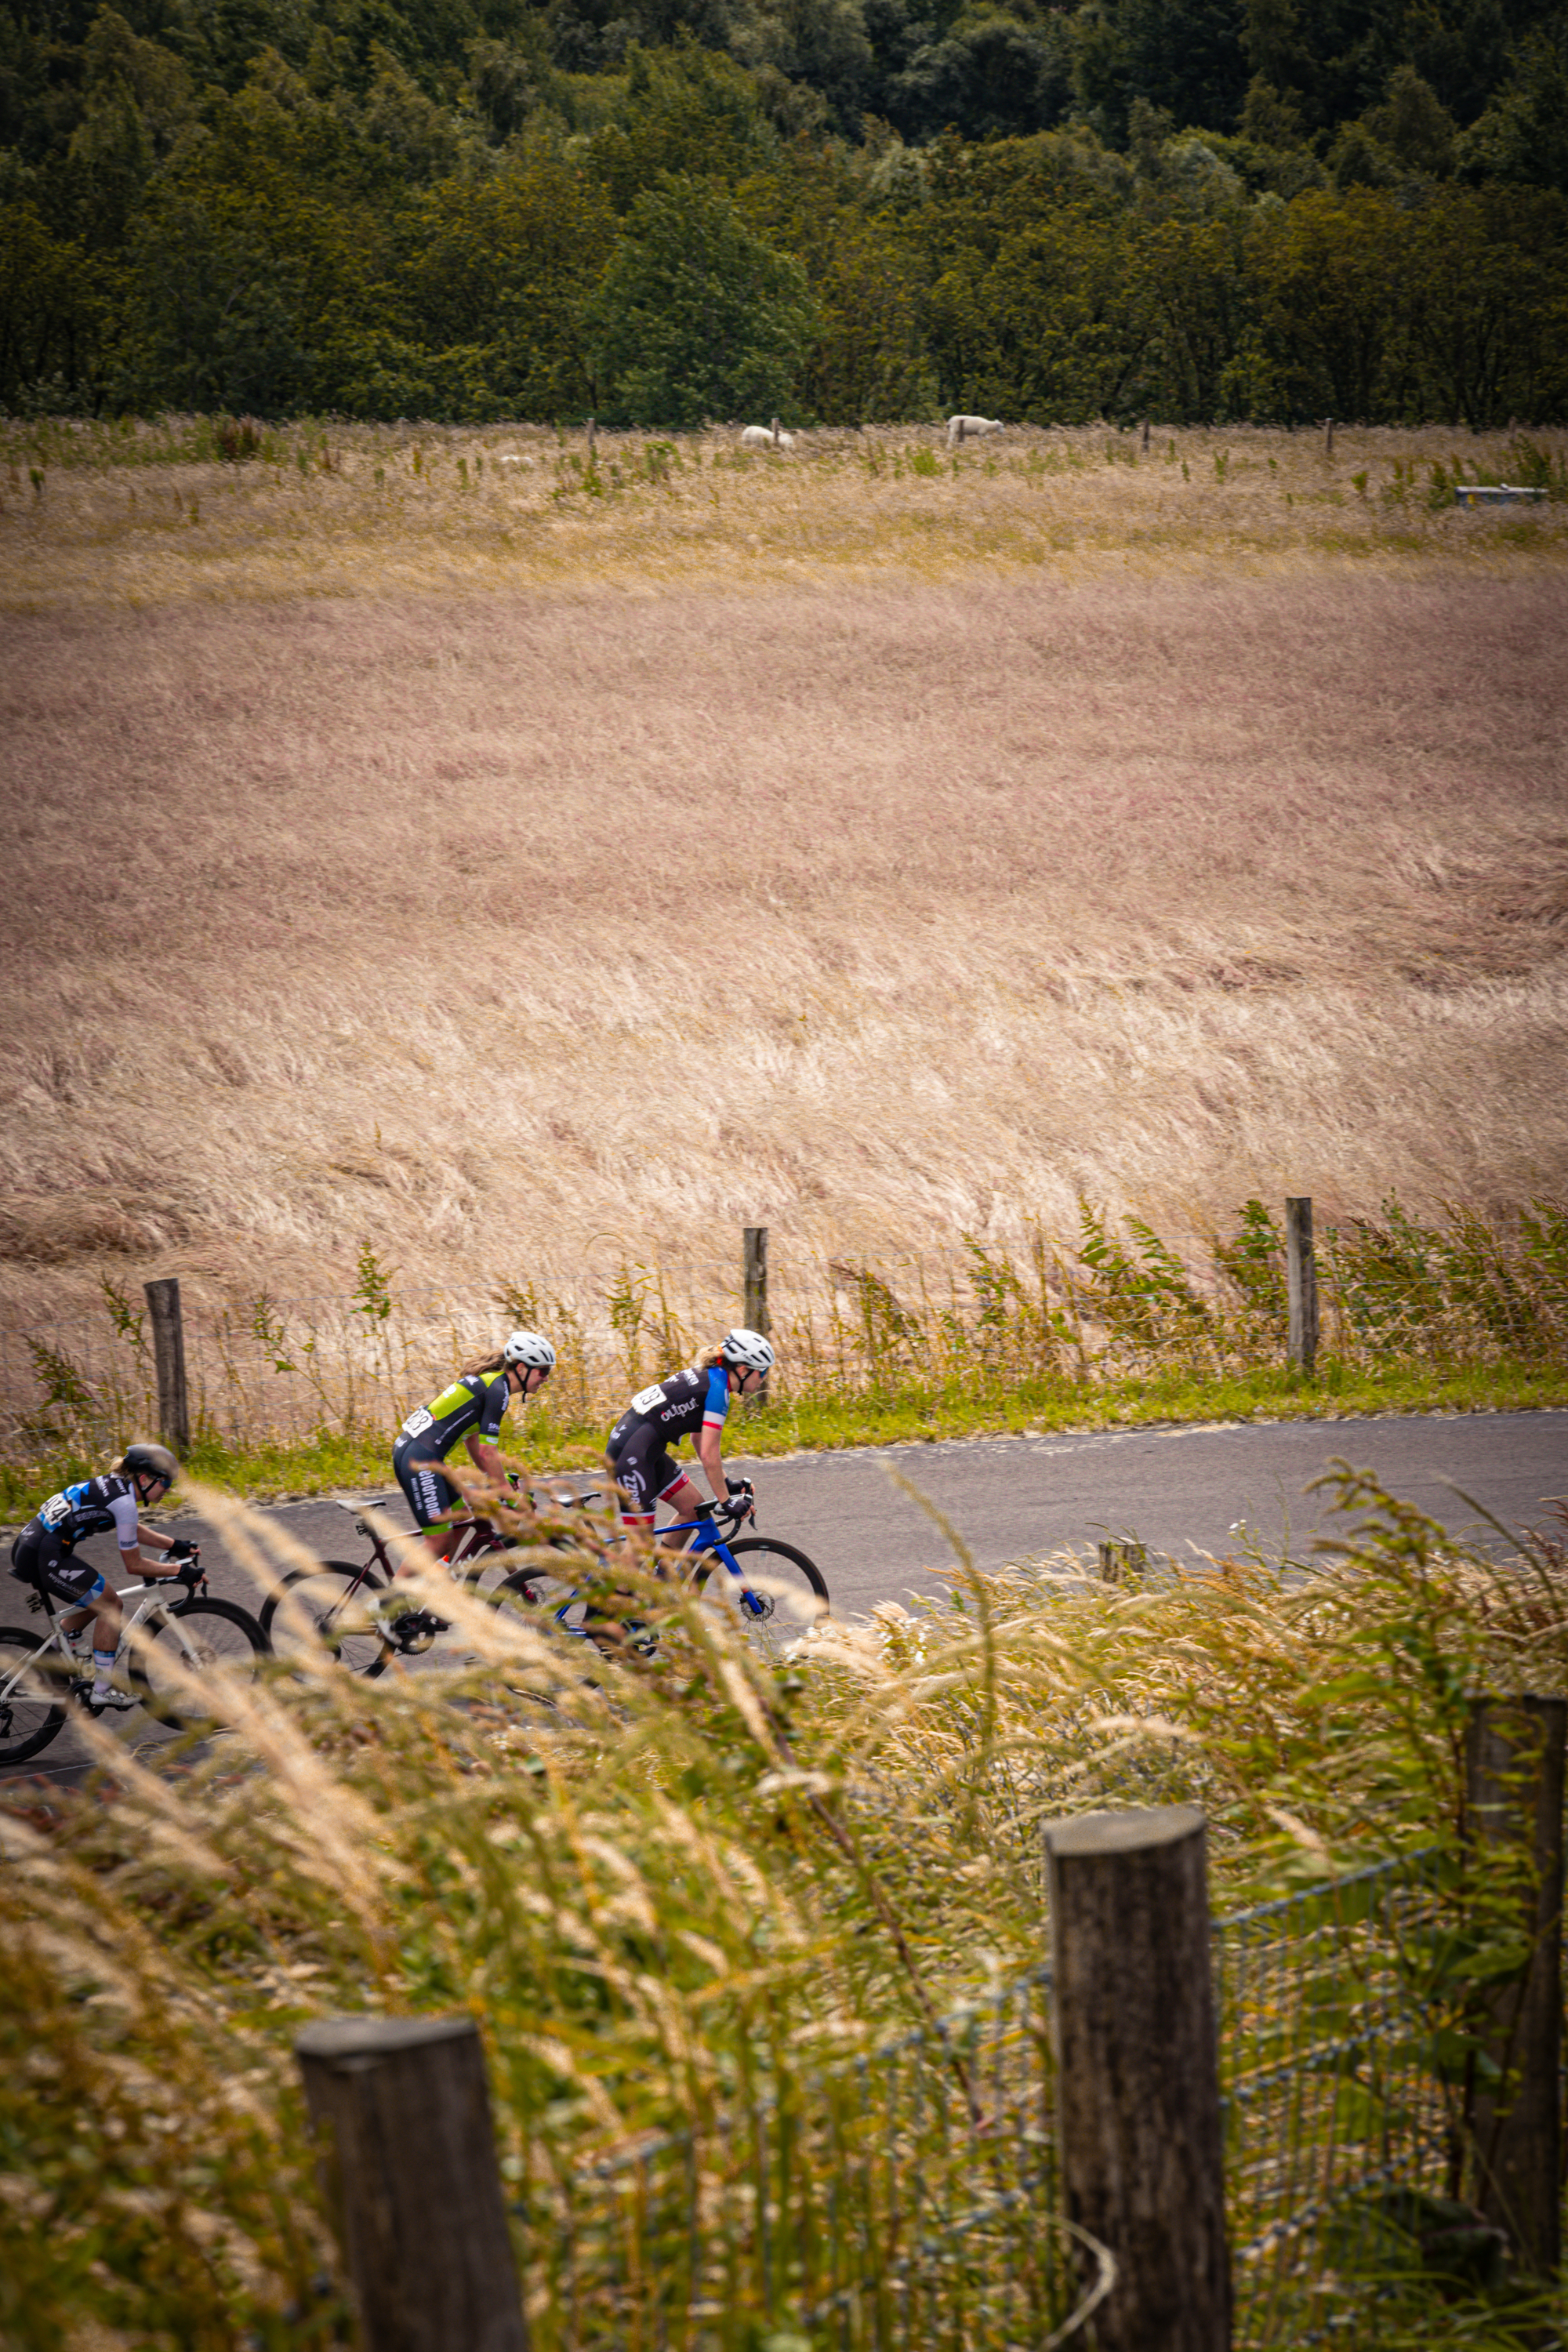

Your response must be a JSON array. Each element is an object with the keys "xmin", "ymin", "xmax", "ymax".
[{"xmin": 2, "ymin": 418, "xmax": 1566, "ymax": 1332}]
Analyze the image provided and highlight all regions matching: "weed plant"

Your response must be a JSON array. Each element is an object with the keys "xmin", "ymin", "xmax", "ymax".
[
  {"xmin": 3, "ymin": 1197, "xmax": 1566, "ymax": 1521},
  {"xmin": 2, "ymin": 1469, "xmax": 1566, "ymax": 2345}
]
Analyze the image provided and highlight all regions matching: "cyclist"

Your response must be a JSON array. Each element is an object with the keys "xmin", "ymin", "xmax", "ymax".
[
  {"xmin": 7, "ymin": 1443, "xmax": 194, "ymax": 1711},
  {"xmin": 392, "ymin": 1330, "xmax": 556, "ymax": 1581},
  {"xmin": 605, "ymin": 1328, "xmax": 774, "ymax": 1555}
]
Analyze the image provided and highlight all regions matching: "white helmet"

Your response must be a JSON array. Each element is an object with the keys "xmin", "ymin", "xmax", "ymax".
[
  {"xmin": 503, "ymin": 1329, "xmax": 556, "ymax": 1371},
  {"xmin": 720, "ymin": 1327, "xmax": 775, "ymax": 1374}
]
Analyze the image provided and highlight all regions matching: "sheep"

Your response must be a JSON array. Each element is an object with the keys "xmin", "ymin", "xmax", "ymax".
[
  {"xmin": 946, "ymin": 415, "xmax": 1004, "ymax": 449},
  {"xmin": 740, "ymin": 420, "xmax": 795, "ymax": 451}
]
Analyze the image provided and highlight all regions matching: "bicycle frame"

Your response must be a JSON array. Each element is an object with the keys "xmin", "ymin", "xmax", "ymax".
[
  {"xmin": 317, "ymin": 1494, "xmax": 768, "ymax": 1647},
  {"xmin": 0, "ymin": 1574, "xmax": 209, "ymax": 1707},
  {"xmin": 329, "ymin": 1510, "xmax": 515, "ymax": 1596},
  {"xmin": 659, "ymin": 1512, "xmax": 770, "ymax": 1619},
  {"xmin": 533, "ymin": 1504, "xmax": 768, "ymax": 1638}
]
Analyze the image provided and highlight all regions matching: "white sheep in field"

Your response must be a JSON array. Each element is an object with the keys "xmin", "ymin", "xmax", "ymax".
[
  {"xmin": 946, "ymin": 415, "xmax": 1004, "ymax": 448},
  {"xmin": 740, "ymin": 421, "xmax": 795, "ymax": 451}
]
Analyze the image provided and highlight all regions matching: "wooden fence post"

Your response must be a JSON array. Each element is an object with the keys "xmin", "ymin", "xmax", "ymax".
[
  {"xmin": 586, "ymin": 416, "xmax": 596, "ymax": 463},
  {"xmin": 1097, "ymin": 1540, "xmax": 1145, "ymax": 1584},
  {"xmin": 143, "ymin": 1277, "xmax": 190, "ymax": 1457},
  {"xmin": 743, "ymin": 1225, "xmax": 769, "ymax": 1401},
  {"xmin": 1044, "ymin": 1805, "xmax": 1231, "ymax": 2352},
  {"xmin": 1465, "ymin": 1697, "xmax": 1566, "ymax": 2276},
  {"xmin": 1285, "ymin": 1196, "xmax": 1318, "ymax": 1377},
  {"xmin": 1142, "ymin": 416, "xmax": 1151, "ymax": 452},
  {"xmin": 1324, "ymin": 416, "xmax": 1335, "ymax": 456},
  {"xmin": 296, "ymin": 2014, "xmax": 528, "ymax": 2352},
  {"xmin": 771, "ymin": 415, "xmax": 780, "ymax": 445}
]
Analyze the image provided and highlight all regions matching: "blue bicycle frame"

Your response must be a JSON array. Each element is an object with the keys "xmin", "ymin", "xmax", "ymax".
[
  {"xmin": 545, "ymin": 1505, "xmax": 768, "ymax": 1637},
  {"xmin": 657, "ymin": 1511, "xmax": 770, "ymax": 1620}
]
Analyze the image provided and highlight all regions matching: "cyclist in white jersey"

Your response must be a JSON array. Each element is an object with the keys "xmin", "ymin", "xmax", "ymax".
[{"xmin": 8, "ymin": 1443, "xmax": 191, "ymax": 1711}]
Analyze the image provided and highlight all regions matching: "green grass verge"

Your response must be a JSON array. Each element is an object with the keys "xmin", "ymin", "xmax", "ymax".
[{"xmin": 2, "ymin": 1352, "xmax": 1564, "ymax": 1524}]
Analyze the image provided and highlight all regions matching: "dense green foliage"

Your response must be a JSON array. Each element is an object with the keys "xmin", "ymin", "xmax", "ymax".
[{"xmin": 2, "ymin": 0, "xmax": 1566, "ymax": 422}]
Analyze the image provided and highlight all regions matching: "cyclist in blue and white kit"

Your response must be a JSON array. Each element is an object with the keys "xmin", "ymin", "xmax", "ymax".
[
  {"xmin": 604, "ymin": 1328, "xmax": 775, "ymax": 1553},
  {"xmin": 8, "ymin": 1443, "xmax": 194, "ymax": 1711}
]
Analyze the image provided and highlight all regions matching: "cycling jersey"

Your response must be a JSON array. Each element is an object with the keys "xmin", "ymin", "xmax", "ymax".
[
  {"xmin": 27, "ymin": 1475, "xmax": 140, "ymax": 1553},
  {"xmin": 605, "ymin": 1366, "xmax": 731, "ymax": 1524},
  {"xmin": 605, "ymin": 1366, "xmax": 730, "ymax": 1461},
  {"xmin": 398, "ymin": 1371, "xmax": 512, "ymax": 1461}
]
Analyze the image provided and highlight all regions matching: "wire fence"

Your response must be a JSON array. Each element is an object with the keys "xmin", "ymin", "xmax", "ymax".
[
  {"xmin": 2, "ymin": 1192, "xmax": 1564, "ymax": 1462},
  {"xmin": 1220, "ymin": 1849, "xmax": 1458, "ymax": 2344},
  {"xmin": 524, "ymin": 1965, "xmax": 1110, "ymax": 2352},
  {"xmin": 518, "ymin": 1851, "xmax": 1472, "ymax": 2351}
]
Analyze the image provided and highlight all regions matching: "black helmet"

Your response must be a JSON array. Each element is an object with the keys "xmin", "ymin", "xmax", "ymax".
[{"xmin": 119, "ymin": 1442, "xmax": 178, "ymax": 1492}]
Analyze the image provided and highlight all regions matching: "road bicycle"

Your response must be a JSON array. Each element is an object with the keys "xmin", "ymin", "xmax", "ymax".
[
  {"xmin": 258, "ymin": 1500, "xmax": 528, "ymax": 1677},
  {"xmin": 260, "ymin": 1489, "xmax": 829, "ymax": 1674},
  {"xmin": 492, "ymin": 1489, "xmax": 829, "ymax": 1661},
  {"xmin": 0, "ymin": 1553, "xmax": 267, "ymax": 1766}
]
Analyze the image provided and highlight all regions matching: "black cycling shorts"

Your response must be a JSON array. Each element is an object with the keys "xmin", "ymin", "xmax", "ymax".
[
  {"xmin": 604, "ymin": 1425, "xmax": 689, "ymax": 1521},
  {"xmin": 392, "ymin": 1436, "xmax": 459, "ymax": 1531},
  {"xmin": 9, "ymin": 1524, "xmax": 107, "ymax": 1606}
]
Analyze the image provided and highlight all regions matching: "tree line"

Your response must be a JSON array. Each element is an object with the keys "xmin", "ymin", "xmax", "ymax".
[{"xmin": 2, "ymin": 0, "xmax": 1566, "ymax": 423}]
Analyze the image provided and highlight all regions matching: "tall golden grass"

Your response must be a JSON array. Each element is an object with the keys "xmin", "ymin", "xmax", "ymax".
[
  {"xmin": 2, "ymin": 1468, "xmax": 1565, "ymax": 2345},
  {"xmin": 3, "ymin": 416, "xmax": 1566, "ymax": 608},
  {"xmin": 9, "ymin": 1196, "xmax": 1566, "ymax": 1476},
  {"xmin": 0, "ymin": 419, "xmax": 1564, "ymax": 1334}
]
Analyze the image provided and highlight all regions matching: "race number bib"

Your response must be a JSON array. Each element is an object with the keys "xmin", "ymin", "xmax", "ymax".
[
  {"xmin": 39, "ymin": 1491, "xmax": 71, "ymax": 1528},
  {"xmin": 631, "ymin": 1384, "xmax": 667, "ymax": 1415},
  {"xmin": 401, "ymin": 1406, "xmax": 434, "ymax": 1439}
]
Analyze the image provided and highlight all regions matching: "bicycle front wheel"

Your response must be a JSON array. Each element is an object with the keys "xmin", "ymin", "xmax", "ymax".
[
  {"xmin": 262, "ymin": 1563, "xmax": 390, "ymax": 1678},
  {"xmin": 128, "ymin": 1598, "xmax": 267, "ymax": 1727},
  {"xmin": 0, "ymin": 1625, "xmax": 67, "ymax": 1764},
  {"xmin": 694, "ymin": 1537, "xmax": 829, "ymax": 1652}
]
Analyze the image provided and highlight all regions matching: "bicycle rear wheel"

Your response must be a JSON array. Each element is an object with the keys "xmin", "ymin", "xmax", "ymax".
[
  {"xmin": 694, "ymin": 1537, "xmax": 829, "ymax": 1653},
  {"xmin": 0, "ymin": 1626, "xmax": 67, "ymax": 1764},
  {"xmin": 262, "ymin": 1563, "xmax": 390, "ymax": 1678},
  {"xmin": 128, "ymin": 1597, "xmax": 267, "ymax": 1727}
]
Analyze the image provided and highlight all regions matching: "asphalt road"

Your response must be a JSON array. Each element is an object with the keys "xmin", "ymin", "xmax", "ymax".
[{"xmin": 6, "ymin": 1408, "xmax": 1566, "ymax": 1785}]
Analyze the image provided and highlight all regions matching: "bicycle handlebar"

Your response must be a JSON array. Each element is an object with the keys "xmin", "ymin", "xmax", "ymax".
[{"xmin": 708, "ymin": 1494, "xmax": 756, "ymax": 1527}]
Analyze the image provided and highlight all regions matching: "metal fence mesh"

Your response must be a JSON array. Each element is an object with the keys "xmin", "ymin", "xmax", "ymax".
[
  {"xmin": 510, "ymin": 1854, "xmax": 1460, "ymax": 2350},
  {"xmin": 1218, "ymin": 1851, "xmax": 1454, "ymax": 2345},
  {"xmin": 5, "ymin": 1199, "xmax": 1564, "ymax": 1458},
  {"xmin": 522, "ymin": 1967, "xmax": 1110, "ymax": 2352},
  {"xmin": 0, "ymin": 1240, "xmax": 1083, "ymax": 1457}
]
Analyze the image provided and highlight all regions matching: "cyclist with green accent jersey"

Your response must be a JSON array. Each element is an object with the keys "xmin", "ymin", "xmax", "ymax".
[{"xmin": 393, "ymin": 1330, "xmax": 557, "ymax": 1568}]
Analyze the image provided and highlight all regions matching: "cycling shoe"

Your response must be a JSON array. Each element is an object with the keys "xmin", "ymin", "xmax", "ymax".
[{"xmin": 86, "ymin": 1687, "xmax": 140, "ymax": 1714}]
